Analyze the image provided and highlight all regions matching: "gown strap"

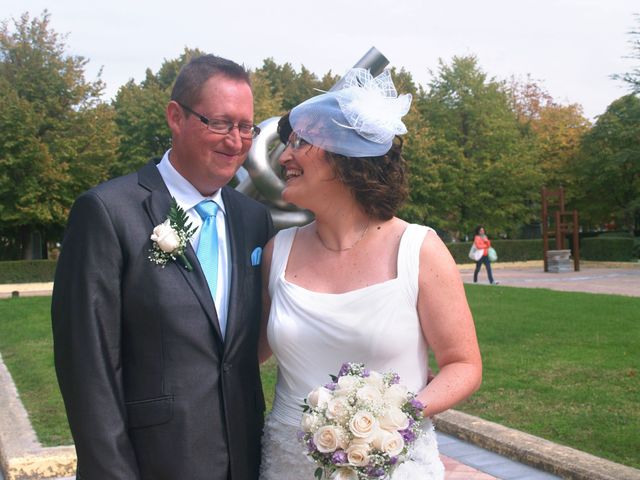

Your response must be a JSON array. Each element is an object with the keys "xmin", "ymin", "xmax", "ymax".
[
  {"xmin": 268, "ymin": 227, "xmax": 298, "ymax": 297},
  {"xmin": 397, "ymin": 224, "xmax": 433, "ymax": 302}
]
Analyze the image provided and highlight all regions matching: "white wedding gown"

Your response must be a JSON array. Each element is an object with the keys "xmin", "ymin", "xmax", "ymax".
[{"xmin": 259, "ymin": 225, "xmax": 445, "ymax": 480}]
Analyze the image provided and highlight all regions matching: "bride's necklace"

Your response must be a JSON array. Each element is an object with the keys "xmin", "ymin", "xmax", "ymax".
[{"xmin": 315, "ymin": 220, "xmax": 370, "ymax": 253}]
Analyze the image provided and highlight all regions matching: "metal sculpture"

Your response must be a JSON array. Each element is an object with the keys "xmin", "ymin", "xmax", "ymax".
[{"xmin": 235, "ymin": 47, "xmax": 390, "ymax": 229}]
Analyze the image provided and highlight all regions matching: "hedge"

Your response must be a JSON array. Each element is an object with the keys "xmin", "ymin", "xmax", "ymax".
[
  {"xmin": 0, "ymin": 260, "xmax": 57, "ymax": 283},
  {"xmin": 581, "ymin": 237, "xmax": 635, "ymax": 262},
  {"xmin": 447, "ymin": 239, "xmax": 544, "ymax": 264},
  {"xmin": 0, "ymin": 237, "xmax": 635, "ymax": 283}
]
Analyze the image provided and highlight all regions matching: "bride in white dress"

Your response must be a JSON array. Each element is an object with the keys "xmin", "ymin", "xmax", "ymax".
[{"xmin": 258, "ymin": 69, "xmax": 482, "ymax": 480}]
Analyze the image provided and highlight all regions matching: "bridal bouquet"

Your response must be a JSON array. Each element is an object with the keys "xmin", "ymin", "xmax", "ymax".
[{"xmin": 300, "ymin": 362, "xmax": 424, "ymax": 480}]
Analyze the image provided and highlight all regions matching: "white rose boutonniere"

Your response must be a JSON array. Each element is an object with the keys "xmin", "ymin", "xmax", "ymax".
[{"xmin": 148, "ymin": 198, "xmax": 196, "ymax": 271}]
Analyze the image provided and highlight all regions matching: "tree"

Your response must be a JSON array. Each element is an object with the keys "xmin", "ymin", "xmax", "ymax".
[
  {"xmin": 415, "ymin": 56, "xmax": 541, "ymax": 238},
  {"xmin": 111, "ymin": 48, "xmax": 206, "ymax": 177},
  {"xmin": 573, "ymin": 94, "xmax": 640, "ymax": 233},
  {"xmin": 509, "ymin": 76, "xmax": 591, "ymax": 196},
  {"xmin": 251, "ymin": 69, "xmax": 284, "ymax": 124},
  {"xmin": 111, "ymin": 77, "xmax": 171, "ymax": 176},
  {"xmin": 255, "ymin": 59, "xmax": 326, "ymax": 111},
  {"xmin": 0, "ymin": 11, "xmax": 117, "ymax": 259},
  {"xmin": 612, "ymin": 14, "xmax": 640, "ymax": 94}
]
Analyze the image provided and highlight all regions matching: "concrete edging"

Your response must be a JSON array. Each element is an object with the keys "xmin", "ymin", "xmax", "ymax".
[
  {"xmin": 0, "ymin": 353, "xmax": 75, "ymax": 480},
  {"xmin": 434, "ymin": 410, "xmax": 640, "ymax": 480}
]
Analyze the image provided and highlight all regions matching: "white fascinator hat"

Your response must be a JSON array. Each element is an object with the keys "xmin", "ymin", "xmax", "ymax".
[{"xmin": 289, "ymin": 68, "xmax": 412, "ymax": 157}]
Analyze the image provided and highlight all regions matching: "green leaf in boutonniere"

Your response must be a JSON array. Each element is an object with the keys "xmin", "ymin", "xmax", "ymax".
[{"xmin": 148, "ymin": 198, "xmax": 197, "ymax": 271}]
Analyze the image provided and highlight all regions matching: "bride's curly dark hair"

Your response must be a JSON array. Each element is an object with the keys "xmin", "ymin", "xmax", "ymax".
[{"xmin": 278, "ymin": 113, "xmax": 408, "ymax": 221}]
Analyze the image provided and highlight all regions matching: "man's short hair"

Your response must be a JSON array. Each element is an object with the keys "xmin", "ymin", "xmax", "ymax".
[{"xmin": 171, "ymin": 54, "xmax": 251, "ymax": 107}]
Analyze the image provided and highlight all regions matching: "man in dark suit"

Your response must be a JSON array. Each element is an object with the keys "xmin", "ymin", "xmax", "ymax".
[{"xmin": 52, "ymin": 55, "xmax": 273, "ymax": 479}]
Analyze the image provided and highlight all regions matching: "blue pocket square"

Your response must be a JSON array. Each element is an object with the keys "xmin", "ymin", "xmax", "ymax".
[{"xmin": 251, "ymin": 247, "xmax": 262, "ymax": 266}]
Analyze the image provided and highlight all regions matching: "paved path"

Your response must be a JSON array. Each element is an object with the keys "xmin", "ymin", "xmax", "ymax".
[
  {"xmin": 459, "ymin": 260, "xmax": 640, "ymax": 297},
  {"xmin": 439, "ymin": 432, "xmax": 560, "ymax": 479}
]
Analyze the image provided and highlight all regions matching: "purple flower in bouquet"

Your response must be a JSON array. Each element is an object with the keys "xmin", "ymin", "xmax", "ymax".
[
  {"xmin": 307, "ymin": 438, "xmax": 317, "ymax": 453},
  {"xmin": 410, "ymin": 398, "xmax": 425, "ymax": 413},
  {"xmin": 331, "ymin": 450, "xmax": 348, "ymax": 465},
  {"xmin": 338, "ymin": 362, "xmax": 351, "ymax": 377},
  {"xmin": 365, "ymin": 466, "xmax": 386, "ymax": 477},
  {"xmin": 399, "ymin": 427, "xmax": 417, "ymax": 443}
]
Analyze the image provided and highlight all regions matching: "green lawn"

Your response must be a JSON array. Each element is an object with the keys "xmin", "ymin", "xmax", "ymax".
[
  {"xmin": 0, "ymin": 286, "xmax": 638, "ymax": 468},
  {"xmin": 0, "ymin": 296, "xmax": 70, "ymax": 446},
  {"xmin": 459, "ymin": 285, "xmax": 639, "ymax": 469}
]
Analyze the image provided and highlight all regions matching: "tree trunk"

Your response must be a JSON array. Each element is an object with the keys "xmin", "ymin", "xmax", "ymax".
[
  {"xmin": 20, "ymin": 226, "xmax": 33, "ymax": 260},
  {"xmin": 19, "ymin": 226, "xmax": 44, "ymax": 260}
]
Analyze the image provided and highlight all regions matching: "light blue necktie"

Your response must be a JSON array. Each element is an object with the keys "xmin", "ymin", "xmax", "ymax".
[{"xmin": 195, "ymin": 200, "xmax": 220, "ymax": 300}]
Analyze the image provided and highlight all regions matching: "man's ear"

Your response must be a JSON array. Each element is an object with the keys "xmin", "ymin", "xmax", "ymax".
[{"xmin": 166, "ymin": 101, "xmax": 183, "ymax": 134}]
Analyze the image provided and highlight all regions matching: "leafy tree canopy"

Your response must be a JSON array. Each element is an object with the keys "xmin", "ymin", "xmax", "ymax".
[{"xmin": 0, "ymin": 11, "xmax": 117, "ymax": 258}]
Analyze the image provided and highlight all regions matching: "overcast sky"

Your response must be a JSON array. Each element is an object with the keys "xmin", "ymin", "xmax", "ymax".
[{"xmin": 6, "ymin": 0, "xmax": 639, "ymax": 121}]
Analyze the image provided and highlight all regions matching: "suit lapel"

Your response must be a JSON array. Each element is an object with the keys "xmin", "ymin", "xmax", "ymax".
[
  {"xmin": 221, "ymin": 187, "xmax": 244, "ymax": 347},
  {"xmin": 139, "ymin": 160, "xmax": 224, "ymax": 344}
]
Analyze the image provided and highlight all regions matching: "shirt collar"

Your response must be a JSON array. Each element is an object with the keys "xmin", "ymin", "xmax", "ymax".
[{"xmin": 157, "ymin": 149, "xmax": 226, "ymax": 215}]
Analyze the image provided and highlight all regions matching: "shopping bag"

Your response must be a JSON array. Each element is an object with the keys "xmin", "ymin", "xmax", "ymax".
[
  {"xmin": 469, "ymin": 245, "xmax": 483, "ymax": 261},
  {"xmin": 488, "ymin": 247, "xmax": 498, "ymax": 262}
]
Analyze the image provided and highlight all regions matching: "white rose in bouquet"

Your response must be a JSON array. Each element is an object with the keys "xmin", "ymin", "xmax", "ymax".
[
  {"xmin": 336, "ymin": 374, "xmax": 360, "ymax": 392},
  {"xmin": 313, "ymin": 425, "xmax": 345, "ymax": 453},
  {"xmin": 301, "ymin": 412, "xmax": 320, "ymax": 433},
  {"xmin": 307, "ymin": 386, "xmax": 333, "ymax": 409},
  {"xmin": 349, "ymin": 410, "xmax": 379, "ymax": 439},
  {"xmin": 383, "ymin": 383, "xmax": 409, "ymax": 408},
  {"xmin": 372, "ymin": 430, "xmax": 405, "ymax": 457},
  {"xmin": 326, "ymin": 397, "xmax": 351, "ymax": 421},
  {"xmin": 346, "ymin": 441, "xmax": 370, "ymax": 467},
  {"xmin": 330, "ymin": 467, "xmax": 358, "ymax": 480},
  {"xmin": 362, "ymin": 370, "xmax": 385, "ymax": 390},
  {"xmin": 356, "ymin": 385, "xmax": 384, "ymax": 408},
  {"xmin": 379, "ymin": 406, "xmax": 410, "ymax": 431}
]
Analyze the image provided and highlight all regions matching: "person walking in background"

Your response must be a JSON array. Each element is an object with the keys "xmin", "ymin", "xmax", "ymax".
[
  {"xmin": 473, "ymin": 225, "xmax": 497, "ymax": 284},
  {"xmin": 52, "ymin": 55, "xmax": 273, "ymax": 480}
]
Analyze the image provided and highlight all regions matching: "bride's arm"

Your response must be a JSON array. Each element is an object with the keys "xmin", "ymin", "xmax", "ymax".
[
  {"xmin": 258, "ymin": 238, "xmax": 275, "ymax": 364},
  {"xmin": 416, "ymin": 230, "xmax": 482, "ymax": 416}
]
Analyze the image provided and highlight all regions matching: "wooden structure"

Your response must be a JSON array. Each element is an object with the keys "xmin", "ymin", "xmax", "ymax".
[{"xmin": 541, "ymin": 187, "xmax": 580, "ymax": 272}]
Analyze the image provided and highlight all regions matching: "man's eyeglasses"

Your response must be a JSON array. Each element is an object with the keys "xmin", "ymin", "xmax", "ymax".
[{"xmin": 177, "ymin": 102, "xmax": 260, "ymax": 139}]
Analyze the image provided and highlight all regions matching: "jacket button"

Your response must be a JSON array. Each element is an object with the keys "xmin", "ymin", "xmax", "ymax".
[{"xmin": 223, "ymin": 363, "xmax": 231, "ymax": 373}]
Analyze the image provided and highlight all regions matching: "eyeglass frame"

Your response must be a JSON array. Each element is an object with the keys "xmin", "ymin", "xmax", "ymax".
[
  {"xmin": 176, "ymin": 101, "xmax": 261, "ymax": 139},
  {"xmin": 286, "ymin": 132, "xmax": 313, "ymax": 150}
]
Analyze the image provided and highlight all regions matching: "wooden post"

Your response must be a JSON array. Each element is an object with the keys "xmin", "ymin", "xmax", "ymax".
[
  {"xmin": 572, "ymin": 210, "xmax": 580, "ymax": 271},
  {"xmin": 542, "ymin": 187, "xmax": 549, "ymax": 272},
  {"xmin": 542, "ymin": 186, "xmax": 579, "ymax": 272}
]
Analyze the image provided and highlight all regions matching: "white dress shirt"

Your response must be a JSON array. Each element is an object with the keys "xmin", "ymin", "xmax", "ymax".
[{"xmin": 156, "ymin": 150, "xmax": 230, "ymax": 339}]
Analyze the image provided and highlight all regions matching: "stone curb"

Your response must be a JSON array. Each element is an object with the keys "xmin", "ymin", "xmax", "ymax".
[
  {"xmin": 0, "ymin": 283, "xmax": 54, "ymax": 299},
  {"xmin": 434, "ymin": 410, "xmax": 640, "ymax": 480},
  {"xmin": 0, "ymin": 352, "xmax": 76, "ymax": 480}
]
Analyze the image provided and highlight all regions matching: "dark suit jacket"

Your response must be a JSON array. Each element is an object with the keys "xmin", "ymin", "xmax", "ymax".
[{"xmin": 52, "ymin": 159, "xmax": 274, "ymax": 480}]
